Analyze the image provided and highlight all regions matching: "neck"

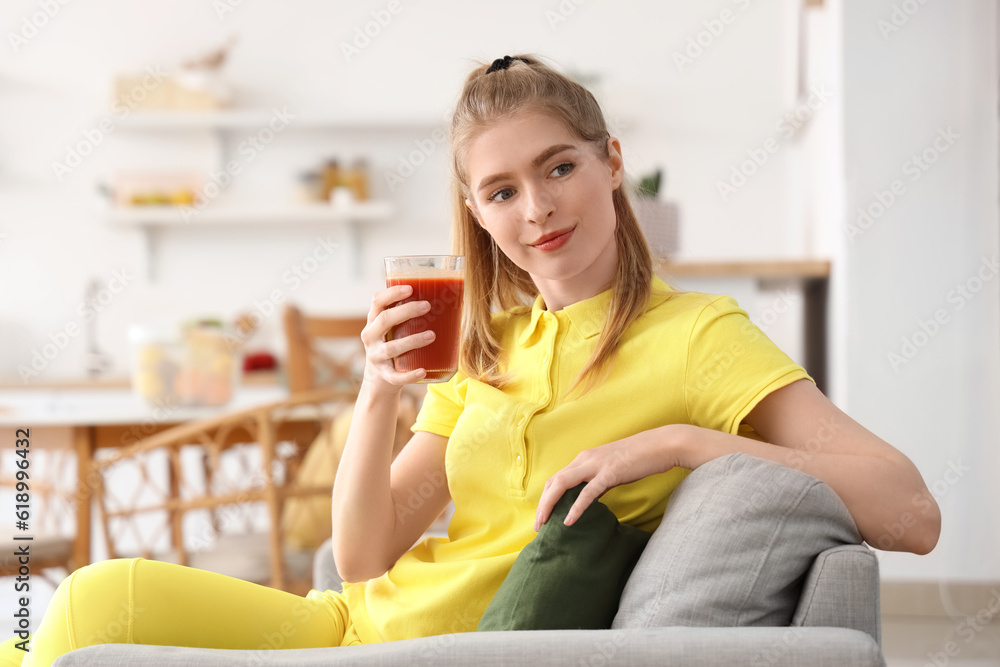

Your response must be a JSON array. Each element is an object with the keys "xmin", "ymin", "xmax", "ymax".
[{"xmin": 531, "ymin": 248, "xmax": 618, "ymax": 312}]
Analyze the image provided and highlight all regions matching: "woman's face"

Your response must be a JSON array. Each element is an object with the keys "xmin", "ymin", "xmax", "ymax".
[{"xmin": 463, "ymin": 111, "xmax": 624, "ymax": 300}]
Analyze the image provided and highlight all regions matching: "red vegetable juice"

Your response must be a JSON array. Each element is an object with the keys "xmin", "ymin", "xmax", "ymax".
[{"xmin": 386, "ymin": 274, "xmax": 464, "ymax": 382}]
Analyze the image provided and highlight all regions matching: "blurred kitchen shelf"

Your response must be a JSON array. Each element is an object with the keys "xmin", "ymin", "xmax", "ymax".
[
  {"xmin": 108, "ymin": 201, "xmax": 393, "ymax": 226},
  {"xmin": 107, "ymin": 109, "xmax": 429, "ymax": 282},
  {"xmin": 658, "ymin": 258, "xmax": 830, "ymax": 279},
  {"xmin": 116, "ymin": 110, "xmax": 444, "ymax": 132},
  {"xmin": 108, "ymin": 202, "xmax": 393, "ymax": 280}
]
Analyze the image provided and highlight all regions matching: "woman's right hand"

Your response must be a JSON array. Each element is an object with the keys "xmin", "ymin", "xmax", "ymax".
[{"xmin": 360, "ymin": 284, "xmax": 435, "ymax": 392}]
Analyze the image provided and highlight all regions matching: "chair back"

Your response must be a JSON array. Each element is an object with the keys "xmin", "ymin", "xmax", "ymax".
[
  {"xmin": 92, "ymin": 388, "xmax": 356, "ymax": 594},
  {"xmin": 283, "ymin": 304, "xmax": 368, "ymax": 394}
]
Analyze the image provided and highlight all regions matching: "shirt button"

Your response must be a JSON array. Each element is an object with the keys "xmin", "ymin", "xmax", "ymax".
[
  {"xmin": 517, "ymin": 416, "xmax": 526, "ymax": 427},
  {"xmin": 516, "ymin": 455, "xmax": 523, "ymax": 465},
  {"xmin": 542, "ymin": 356, "xmax": 549, "ymax": 365}
]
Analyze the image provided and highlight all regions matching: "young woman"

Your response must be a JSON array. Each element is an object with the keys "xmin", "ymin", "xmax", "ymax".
[{"xmin": 1, "ymin": 54, "xmax": 941, "ymax": 666}]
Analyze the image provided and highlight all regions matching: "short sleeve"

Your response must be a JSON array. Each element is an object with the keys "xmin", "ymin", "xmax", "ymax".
[
  {"xmin": 684, "ymin": 295, "xmax": 813, "ymax": 436},
  {"xmin": 411, "ymin": 370, "xmax": 467, "ymax": 438}
]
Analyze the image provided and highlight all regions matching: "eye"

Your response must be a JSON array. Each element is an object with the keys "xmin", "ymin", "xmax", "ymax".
[
  {"xmin": 550, "ymin": 162, "xmax": 574, "ymax": 177},
  {"xmin": 487, "ymin": 187, "xmax": 515, "ymax": 203}
]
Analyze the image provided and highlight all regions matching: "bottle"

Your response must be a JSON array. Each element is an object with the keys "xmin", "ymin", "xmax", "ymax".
[
  {"xmin": 321, "ymin": 159, "xmax": 341, "ymax": 202},
  {"xmin": 296, "ymin": 171, "xmax": 322, "ymax": 203},
  {"xmin": 342, "ymin": 158, "xmax": 369, "ymax": 201}
]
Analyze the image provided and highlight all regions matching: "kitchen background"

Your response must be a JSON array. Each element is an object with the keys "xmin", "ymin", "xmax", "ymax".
[{"xmin": 1, "ymin": 0, "xmax": 998, "ymax": 661}]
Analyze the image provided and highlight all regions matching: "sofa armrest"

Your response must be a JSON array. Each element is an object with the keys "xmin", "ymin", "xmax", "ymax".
[
  {"xmin": 313, "ymin": 537, "xmax": 343, "ymax": 593},
  {"xmin": 53, "ymin": 627, "xmax": 884, "ymax": 667},
  {"xmin": 792, "ymin": 544, "xmax": 881, "ymax": 646}
]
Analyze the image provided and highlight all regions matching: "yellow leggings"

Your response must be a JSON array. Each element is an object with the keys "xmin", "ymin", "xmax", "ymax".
[{"xmin": 0, "ymin": 558, "xmax": 357, "ymax": 667}]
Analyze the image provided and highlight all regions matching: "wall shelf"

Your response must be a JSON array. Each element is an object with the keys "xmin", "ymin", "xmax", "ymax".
[
  {"xmin": 107, "ymin": 108, "xmax": 432, "ymax": 282},
  {"xmin": 108, "ymin": 201, "xmax": 393, "ymax": 226},
  {"xmin": 115, "ymin": 110, "xmax": 444, "ymax": 133},
  {"xmin": 109, "ymin": 202, "xmax": 393, "ymax": 279}
]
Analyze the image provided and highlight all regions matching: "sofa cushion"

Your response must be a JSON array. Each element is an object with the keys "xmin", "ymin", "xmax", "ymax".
[
  {"xmin": 477, "ymin": 483, "xmax": 651, "ymax": 631},
  {"xmin": 613, "ymin": 452, "xmax": 862, "ymax": 629}
]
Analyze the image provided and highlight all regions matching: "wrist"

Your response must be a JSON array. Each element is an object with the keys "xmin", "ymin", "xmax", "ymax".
[
  {"xmin": 660, "ymin": 423, "xmax": 693, "ymax": 471},
  {"xmin": 357, "ymin": 378, "xmax": 402, "ymax": 408}
]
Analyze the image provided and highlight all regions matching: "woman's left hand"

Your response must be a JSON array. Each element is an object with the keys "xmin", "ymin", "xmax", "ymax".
[{"xmin": 534, "ymin": 426, "xmax": 683, "ymax": 531}]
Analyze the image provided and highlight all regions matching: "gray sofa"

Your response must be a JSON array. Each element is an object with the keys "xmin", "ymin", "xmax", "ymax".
[
  {"xmin": 53, "ymin": 542, "xmax": 883, "ymax": 666},
  {"xmin": 53, "ymin": 454, "xmax": 886, "ymax": 666}
]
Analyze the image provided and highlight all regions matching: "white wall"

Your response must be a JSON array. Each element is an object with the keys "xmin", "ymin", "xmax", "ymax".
[
  {"xmin": 0, "ymin": 0, "xmax": 815, "ymax": 383},
  {"xmin": 840, "ymin": 0, "xmax": 1000, "ymax": 581}
]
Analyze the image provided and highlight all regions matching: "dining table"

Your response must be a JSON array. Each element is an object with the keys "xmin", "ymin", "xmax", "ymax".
[{"xmin": 0, "ymin": 378, "xmax": 301, "ymax": 568}]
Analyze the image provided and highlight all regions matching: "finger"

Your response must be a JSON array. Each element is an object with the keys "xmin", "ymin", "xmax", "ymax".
[
  {"xmin": 535, "ymin": 469, "xmax": 590, "ymax": 531},
  {"xmin": 362, "ymin": 300, "xmax": 431, "ymax": 346},
  {"xmin": 377, "ymin": 300, "xmax": 432, "ymax": 338},
  {"xmin": 562, "ymin": 479, "xmax": 608, "ymax": 527},
  {"xmin": 369, "ymin": 284, "xmax": 413, "ymax": 319},
  {"xmin": 391, "ymin": 366, "xmax": 426, "ymax": 384},
  {"xmin": 381, "ymin": 329, "xmax": 435, "ymax": 360}
]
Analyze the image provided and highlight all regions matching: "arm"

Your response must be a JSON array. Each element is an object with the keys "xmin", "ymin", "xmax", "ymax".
[
  {"xmin": 536, "ymin": 379, "xmax": 941, "ymax": 555},
  {"xmin": 330, "ymin": 284, "xmax": 452, "ymax": 583}
]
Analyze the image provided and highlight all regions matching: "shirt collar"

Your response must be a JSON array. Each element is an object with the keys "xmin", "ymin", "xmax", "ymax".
[{"xmin": 516, "ymin": 275, "xmax": 674, "ymax": 346}]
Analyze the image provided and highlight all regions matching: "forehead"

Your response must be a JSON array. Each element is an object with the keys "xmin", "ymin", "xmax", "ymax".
[{"xmin": 464, "ymin": 111, "xmax": 582, "ymax": 176}]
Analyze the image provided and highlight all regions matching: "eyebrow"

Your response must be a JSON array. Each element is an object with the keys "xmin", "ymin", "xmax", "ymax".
[{"xmin": 475, "ymin": 144, "xmax": 577, "ymax": 194}]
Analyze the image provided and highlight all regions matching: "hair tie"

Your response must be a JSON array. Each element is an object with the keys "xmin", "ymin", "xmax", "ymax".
[{"xmin": 486, "ymin": 55, "xmax": 525, "ymax": 74}]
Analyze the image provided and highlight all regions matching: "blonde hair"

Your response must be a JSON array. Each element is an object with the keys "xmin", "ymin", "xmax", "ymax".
[{"xmin": 450, "ymin": 55, "xmax": 664, "ymax": 393}]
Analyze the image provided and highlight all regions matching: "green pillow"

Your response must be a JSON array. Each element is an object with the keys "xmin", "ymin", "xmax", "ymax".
[{"xmin": 477, "ymin": 483, "xmax": 651, "ymax": 631}]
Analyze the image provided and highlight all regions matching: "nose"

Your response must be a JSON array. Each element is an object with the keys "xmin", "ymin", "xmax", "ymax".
[{"xmin": 523, "ymin": 183, "xmax": 555, "ymax": 224}]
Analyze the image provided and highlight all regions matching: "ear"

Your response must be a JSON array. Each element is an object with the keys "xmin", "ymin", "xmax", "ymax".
[
  {"xmin": 606, "ymin": 137, "xmax": 625, "ymax": 190},
  {"xmin": 465, "ymin": 198, "xmax": 482, "ymax": 226}
]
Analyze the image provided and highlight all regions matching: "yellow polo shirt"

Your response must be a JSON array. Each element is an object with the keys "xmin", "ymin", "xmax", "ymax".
[{"xmin": 340, "ymin": 276, "xmax": 812, "ymax": 644}]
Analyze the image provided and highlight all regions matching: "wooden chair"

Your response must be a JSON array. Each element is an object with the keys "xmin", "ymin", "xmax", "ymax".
[
  {"xmin": 91, "ymin": 388, "xmax": 356, "ymax": 595},
  {"xmin": 282, "ymin": 305, "xmax": 368, "ymax": 395}
]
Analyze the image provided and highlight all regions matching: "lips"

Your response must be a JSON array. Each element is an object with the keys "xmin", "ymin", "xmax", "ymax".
[{"xmin": 529, "ymin": 227, "xmax": 575, "ymax": 251}]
